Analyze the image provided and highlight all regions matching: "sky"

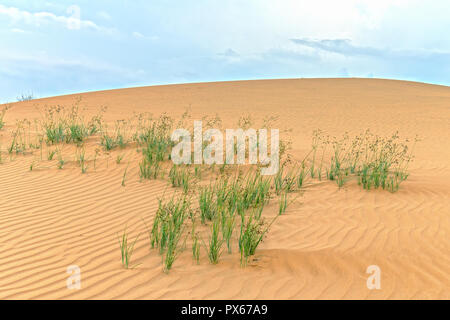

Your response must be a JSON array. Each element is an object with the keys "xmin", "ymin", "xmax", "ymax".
[{"xmin": 1, "ymin": 0, "xmax": 449, "ymax": 102}]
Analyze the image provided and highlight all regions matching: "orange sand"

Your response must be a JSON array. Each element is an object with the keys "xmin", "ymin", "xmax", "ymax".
[{"xmin": 0, "ymin": 78, "xmax": 449, "ymax": 299}]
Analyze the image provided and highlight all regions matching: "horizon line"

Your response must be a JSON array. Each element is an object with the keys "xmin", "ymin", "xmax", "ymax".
[{"xmin": 3, "ymin": 76, "xmax": 450, "ymax": 105}]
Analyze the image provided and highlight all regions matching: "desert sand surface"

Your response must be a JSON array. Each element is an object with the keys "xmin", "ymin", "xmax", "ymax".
[{"xmin": 0, "ymin": 78, "xmax": 449, "ymax": 299}]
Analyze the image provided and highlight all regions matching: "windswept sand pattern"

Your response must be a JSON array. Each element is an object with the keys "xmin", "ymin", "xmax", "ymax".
[{"xmin": 0, "ymin": 79, "xmax": 449, "ymax": 299}]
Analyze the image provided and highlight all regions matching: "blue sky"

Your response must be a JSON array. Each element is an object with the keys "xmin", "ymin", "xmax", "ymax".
[{"xmin": 1, "ymin": 0, "xmax": 449, "ymax": 102}]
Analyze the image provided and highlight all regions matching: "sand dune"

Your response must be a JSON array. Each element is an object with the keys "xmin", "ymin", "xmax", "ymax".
[{"xmin": 0, "ymin": 78, "xmax": 449, "ymax": 299}]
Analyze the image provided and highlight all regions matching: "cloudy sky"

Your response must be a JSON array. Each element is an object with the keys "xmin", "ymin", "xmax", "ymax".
[{"xmin": 1, "ymin": 0, "xmax": 449, "ymax": 102}]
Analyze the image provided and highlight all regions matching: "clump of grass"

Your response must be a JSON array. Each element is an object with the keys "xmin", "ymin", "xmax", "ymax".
[
  {"xmin": 137, "ymin": 114, "xmax": 174, "ymax": 161},
  {"xmin": 93, "ymin": 149, "xmax": 100, "ymax": 171},
  {"xmin": 251, "ymin": 204, "xmax": 264, "ymax": 220},
  {"xmin": 303, "ymin": 129, "xmax": 326, "ymax": 179},
  {"xmin": 100, "ymin": 120, "xmax": 130, "ymax": 151},
  {"xmin": 77, "ymin": 147, "xmax": 88, "ymax": 173},
  {"xmin": 385, "ymin": 173, "xmax": 408, "ymax": 193},
  {"xmin": 116, "ymin": 154, "xmax": 124, "ymax": 164},
  {"xmin": 8, "ymin": 128, "xmax": 19, "ymax": 155},
  {"xmin": 191, "ymin": 223, "xmax": 201, "ymax": 264},
  {"xmin": 169, "ymin": 164, "xmax": 191, "ymax": 194},
  {"xmin": 117, "ymin": 228, "xmax": 140, "ymax": 269},
  {"xmin": 241, "ymin": 171, "xmax": 272, "ymax": 209},
  {"xmin": 100, "ymin": 134, "xmax": 117, "ymax": 151},
  {"xmin": 222, "ymin": 210, "xmax": 236, "ymax": 254},
  {"xmin": 356, "ymin": 133, "xmax": 413, "ymax": 191},
  {"xmin": 278, "ymin": 191, "xmax": 288, "ymax": 215},
  {"xmin": 8, "ymin": 120, "xmax": 28, "ymax": 155},
  {"xmin": 121, "ymin": 164, "xmax": 129, "ymax": 187},
  {"xmin": 17, "ymin": 93, "xmax": 34, "ymax": 102},
  {"xmin": 194, "ymin": 166, "xmax": 202, "ymax": 179},
  {"xmin": 139, "ymin": 157, "xmax": 162, "ymax": 180},
  {"xmin": 7, "ymin": 119, "xmax": 40, "ymax": 155},
  {"xmin": 297, "ymin": 162, "xmax": 308, "ymax": 188},
  {"xmin": 214, "ymin": 177, "xmax": 230, "ymax": 210},
  {"xmin": 198, "ymin": 171, "xmax": 271, "ymax": 225},
  {"xmin": 238, "ymin": 213, "xmax": 276, "ymax": 267},
  {"xmin": 326, "ymin": 132, "xmax": 352, "ymax": 185},
  {"xmin": 205, "ymin": 217, "xmax": 224, "ymax": 264},
  {"xmin": 149, "ymin": 196, "xmax": 190, "ymax": 271},
  {"xmin": 310, "ymin": 130, "xmax": 319, "ymax": 178},
  {"xmin": 47, "ymin": 149, "xmax": 57, "ymax": 160},
  {"xmin": 137, "ymin": 115, "xmax": 175, "ymax": 181},
  {"xmin": 163, "ymin": 224, "xmax": 185, "ymax": 272},
  {"xmin": 322, "ymin": 130, "xmax": 416, "ymax": 192},
  {"xmin": 274, "ymin": 165, "xmax": 297, "ymax": 195},
  {"xmin": 40, "ymin": 100, "xmax": 103, "ymax": 145},
  {"xmin": 57, "ymin": 152, "xmax": 65, "ymax": 169},
  {"xmin": 0, "ymin": 105, "xmax": 10, "ymax": 130},
  {"xmin": 199, "ymin": 185, "xmax": 216, "ymax": 223}
]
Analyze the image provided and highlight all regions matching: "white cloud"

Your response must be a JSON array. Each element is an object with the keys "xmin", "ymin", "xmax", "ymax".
[
  {"xmin": 0, "ymin": 49, "xmax": 147, "ymax": 102},
  {"xmin": 97, "ymin": 11, "xmax": 112, "ymax": 20},
  {"xmin": 132, "ymin": 31, "xmax": 158, "ymax": 40},
  {"xmin": 0, "ymin": 4, "xmax": 114, "ymax": 33},
  {"xmin": 0, "ymin": 50, "xmax": 140, "ymax": 77},
  {"xmin": 290, "ymin": 38, "xmax": 450, "ymax": 63},
  {"xmin": 11, "ymin": 28, "xmax": 26, "ymax": 33}
]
